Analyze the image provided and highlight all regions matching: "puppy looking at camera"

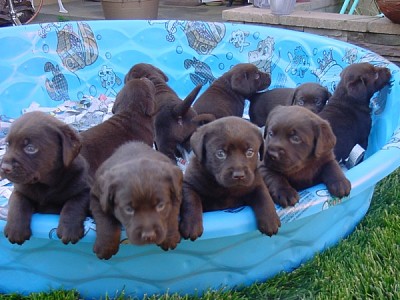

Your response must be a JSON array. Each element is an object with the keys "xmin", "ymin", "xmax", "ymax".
[
  {"xmin": 193, "ymin": 63, "xmax": 271, "ymax": 120},
  {"xmin": 90, "ymin": 141, "xmax": 183, "ymax": 260},
  {"xmin": 249, "ymin": 82, "xmax": 330, "ymax": 127},
  {"xmin": 0, "ymin": 111, "xmax": 90, "ymax": 245},
  {"xmin": 260, "ymin": 105, "xmax": 351, "ymax": 208},
  {"xmin": 179, "ymin": 116, "xmax": 281, "ymax": 241}
]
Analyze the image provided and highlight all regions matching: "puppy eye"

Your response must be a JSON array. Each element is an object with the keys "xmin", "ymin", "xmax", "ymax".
[
  {"xmin": 296, "ymin": 99, "xmax": 304, "ymax": 106},
  {"xmin": 290, "ymin": 135, "xmax": 302, "ymax": 144},
  {"xmin": 315, "ymin": 99, "xmax": 323, "ymax": 106},
  {"xmin": 254, "ymin": 73, "xmax": 260, "ymax": 80},
  {"xmin": 267, "ymin": 130, "xmax": 274, "ymax": 138},
  {"xmin": 156, "ymin": 202, "xmax": 165, "ymax": 212},
  {"xmin": 124, "ymin": 206, "xmax": 135, "ymax": 215},
  {"xmin": 245, "ymin": 148, "xmax": 255, "ymax": 158},
  {"xmin": 215, "ymin": 149, "xmax": 227, "ymax": 160},
  {"xmin": 24, "ymin": 144, "xmax": 38, "ymax": 155}
]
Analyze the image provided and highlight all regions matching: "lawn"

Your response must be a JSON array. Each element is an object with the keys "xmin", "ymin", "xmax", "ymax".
[{"xmin": 1, "ymin": 168, "xmax": 399, "ymax": 300}]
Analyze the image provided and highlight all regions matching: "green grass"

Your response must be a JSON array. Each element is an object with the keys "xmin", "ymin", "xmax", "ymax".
[{"xmin": 1, "ymin": 169, "xmax": 399, "ymax": 300}]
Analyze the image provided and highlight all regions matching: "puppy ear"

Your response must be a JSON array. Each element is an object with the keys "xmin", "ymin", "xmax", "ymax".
[
  {"xmin": 313, "ymin": 119, "xmax": 336, "ymax": 158},
  {"xmin": 190, "ymin": 127, "xmax": 207, "ymax": 163},
  {"xmin": 257, "ymin": 130, "xmax": 265, "ymax": 161},
  {"xmin": 112, "ymin": 89, "xmax": 125, "ymax": 114},
  {"xmin": 93, "ymin": 172, "xmax": 116, "ymax": 213},
  {"xmin": 231, "ymin": 71, "xmax": 251, "ymax": 96},
  {"xmin": 346, "ymin": 77, "xmax": 367, "ymax": 99},
  {"xmin": 191, "ymin": 113, "xmax": 216, "ymax": 127},
  {"xmin": 290, "ymin": 89, "xmax": 298, "ymax": 105},
  {"xmin": 169, "ymin": 166, "xmax": 183, "ymax": 205},
  {"xmin": 59, "ymin": 124, "xmax": 82, "ymax": 167}
]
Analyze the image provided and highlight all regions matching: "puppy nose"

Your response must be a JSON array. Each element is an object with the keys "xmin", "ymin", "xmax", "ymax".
[
  {"xmin": 232, "ymin": 170, "xmax": 245, "ymax": 180},
  {"xmin": 141, "ymin": 230, "xmax": 157, "ymax": 242},
  {"xmin": 1, "ymin": 162, "xmax": 12, "ymax": 174},
  {"xmin": 267, "ymin": 148, "xmax": 284, "ymax": 161}
]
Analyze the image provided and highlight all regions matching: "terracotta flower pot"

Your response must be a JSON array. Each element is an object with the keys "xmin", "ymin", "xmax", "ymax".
[{"xmin": 376, "ymin": 0, "xmax": 400, "ymax": 24}]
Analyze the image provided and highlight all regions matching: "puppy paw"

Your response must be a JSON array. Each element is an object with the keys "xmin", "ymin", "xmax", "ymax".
[
  {"xmin": 179, "ymin": 218, "xmax": 203, "ymax": 241},
  {"xmin": 93, "ymin": 239, "xmax": 119, "ymax": 260},
  {"xmin": 257, "ymin": 213, "xmax": 281, "ymax": 237},
  {"xmin": 4, "ymin": 224, "xmax": 31, "ymax": 245},
  {"xmin": 57, "ymin": 223, "xmax": 84, "ymax": 245},
  {"xmin": 158, "ymin": 232, "xmax": 181, "ymax": 251},
  {"xmin": 327, "ymin": 178, "xmax": 351, "ymax": 198},
  {"xmin": 270, "ymin": 187, "xmax": 300, "ymax": 208}
]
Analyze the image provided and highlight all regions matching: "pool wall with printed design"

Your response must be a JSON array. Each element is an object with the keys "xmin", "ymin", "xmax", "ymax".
[{"xmin": 0, "ymin": 20, "xmax": 400, "ymax": 298}]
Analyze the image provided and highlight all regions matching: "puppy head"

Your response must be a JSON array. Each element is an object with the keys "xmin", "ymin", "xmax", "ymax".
[
  {"xmin": 112, "ymin": 77, "xmax": 156, "ymax": 116},
  {"xmin": 190, "ymin": 116, "xmax": 264, "ymax": 188},
  {"xmin": 339, "ymin": 62, "xmax": 392, "ymax": 103},
  {"xmin": 124, "ymin": 63, "xmax": 169, "ymax": 84},
  {"xmin": 263, "ymin": 106, "xmax": 336, "ymax": 174},
  {"xmin": 229, "ymin": 63, "xmax": 271, "ymax": 97},
  {"xmin": 292, "ymin": 82, "xmax": 330, "ymax": 113},
  {"xmin": 0, "ymin": 111, "xmax": 81, "ymax": 185},
  {"xmin": 93, "ymin": 159, "xmax": 182, "ymax": 246}
]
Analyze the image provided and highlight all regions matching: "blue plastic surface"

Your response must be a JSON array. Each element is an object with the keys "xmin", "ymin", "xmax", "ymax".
[{"xmin": 0, "ymin": 20, "xmax": 400, "ymax": 298}]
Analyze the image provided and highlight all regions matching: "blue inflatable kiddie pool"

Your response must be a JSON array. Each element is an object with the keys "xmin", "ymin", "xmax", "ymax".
[{"xmin": 0, "ymin": 20, "xmax": 400, "ymax": 298}]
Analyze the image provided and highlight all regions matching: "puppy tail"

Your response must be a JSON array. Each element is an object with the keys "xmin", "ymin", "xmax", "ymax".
[{"xmin": 173, "ymin": 84, "xmax": 203, "ymax": 117}]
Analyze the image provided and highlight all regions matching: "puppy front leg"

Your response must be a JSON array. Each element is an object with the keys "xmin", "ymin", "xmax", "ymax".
[
  {"xmin": 179, "ymin": 183, "xmax": 203, "ymax": 241},
  {"xmin": 90, "ymin": 196, "xmax": 121, "ymax": 260},
  {"xmin": 159, "ymin": 204, "xmax": 181, "ymax": 251},
  {"xmin": 4, "ymin": 191, "xmax": 34, "ymax": 245},
  {"xmin": 259, "ymin": 164, "xmax": 299, "ymax": 207},
  {"xmin": 320, "ymin": 161, "xmax": 351, "ymax": 198},
  {"xmin": 248, "ymin": 183, "xmax": 281, "ymax": 236},
  {"xmin": 57, "ymin": 191, "xmax": 90, "ymax": 245}
]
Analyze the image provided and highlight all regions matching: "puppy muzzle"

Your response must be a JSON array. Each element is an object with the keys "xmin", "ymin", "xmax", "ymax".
[{"xmin": 219, "ymin": 167, "xmax": 254, "ymax": 188}]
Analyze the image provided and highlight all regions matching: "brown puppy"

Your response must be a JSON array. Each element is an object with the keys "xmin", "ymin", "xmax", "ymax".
[
  {"xmin": 180, "ymin": 116, "xmax": 281, "ymax": 241},
  {"xmin": 249, "ymin": 82, "xmax": 331, "ymax": 127},
  {"xmin": 193, "ymin": 63, "xmax": 271, "ymax": 119},
  {"xmin": 318, "ymin": 62, "xmax": 392, "ymax": 162},
  {"xmin": 125, "ymin": 63, "xmax": 213, "ymax": 162},
  {"xmin": 80, "ymin": 77, "xmax": 156, "ymax": 177},
  {"xmin": 90, "ymin": 141, "xmax": 183, "ymax": 260},
  {"xmin": 0, "ymin": 111, "xmax": 90, "ymax": 245},
  {"xmin": 260, "ymin": 105, "xmax": 351, "ymax": 208}
]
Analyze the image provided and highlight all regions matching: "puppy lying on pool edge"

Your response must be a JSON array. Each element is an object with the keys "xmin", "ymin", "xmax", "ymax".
[
  {"xmin": 90, "ymin": 141, "xmax": 183, "ymax": 260},
  {"xmin": 0, "ymin": 111, "xmax": 90, "ymax": 245},
  {"xmin": 179, "ymin": 116, "xmax": 281, "ymax": 241},
  {"xmin": 260, "ymin": 105, "xmax": 351, "ymax": 208}
]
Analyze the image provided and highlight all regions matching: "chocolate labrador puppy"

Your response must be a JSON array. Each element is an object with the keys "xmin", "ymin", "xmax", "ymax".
[
  {"xmin": 125, "ymin": 63, "xmax": 214, "ymax": 162},
  {"xmin": 80, "ymin": 77, "xmax": 156, "ymax": 177},
  {"xmin": 180, "ymin": 116, "xmax": 281, "ymax": 241},
  {"xmin": 249, "ymin": 82, "xmax": 330, "ymax": 127},
  {"xmin": 260, "ymin": 105, "xmax": 351, "ymax": 208},
  {"xmin": 193, "ymin": 63, "xmax": 271, "ymax": 119},
  {"xmin": 90, "ymin": 141, "xmax": 183, "ymax": 260},
  {"xmin": 0, "ymin": 111, "xmax": 90, "ymax": 245},
  {"xmin": 318, "ymin": 62, "xmax": 392, "ymax": 162}
]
